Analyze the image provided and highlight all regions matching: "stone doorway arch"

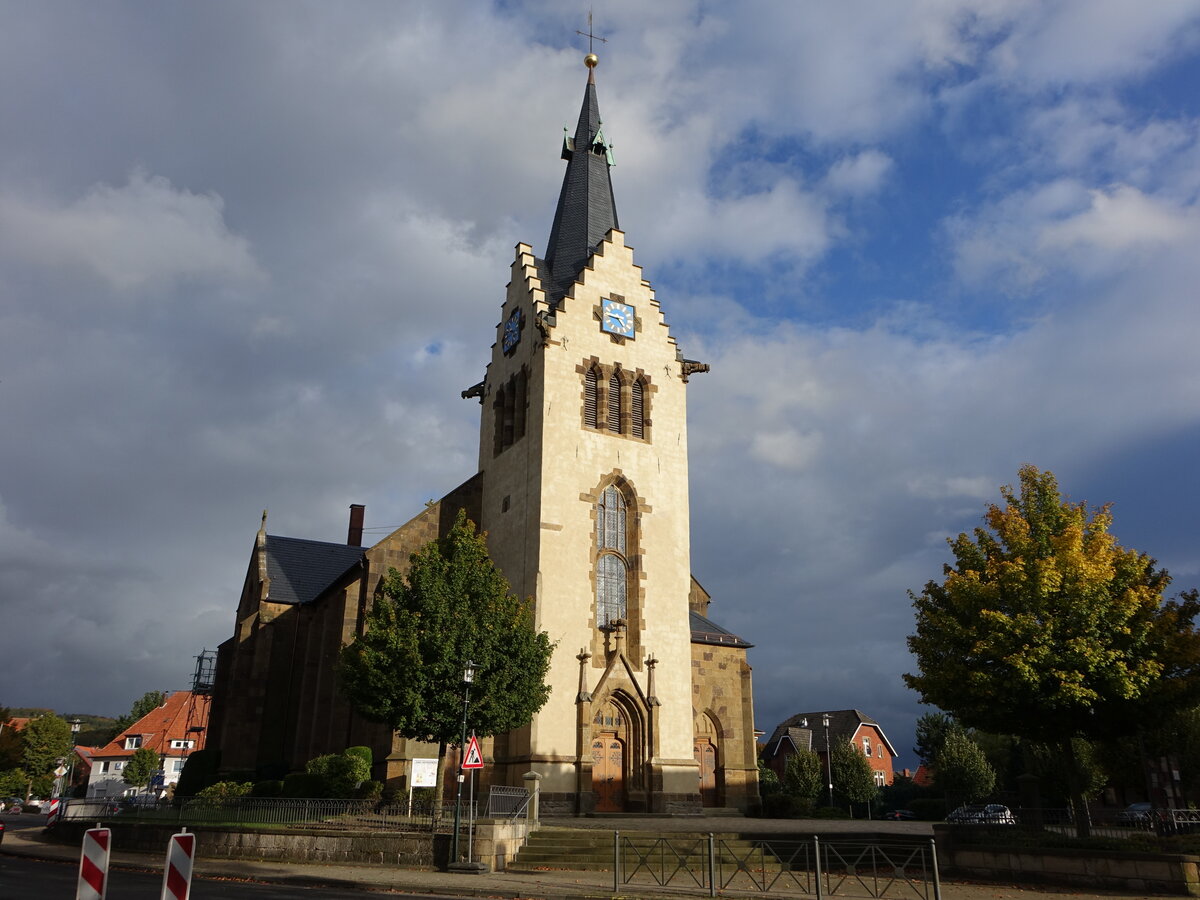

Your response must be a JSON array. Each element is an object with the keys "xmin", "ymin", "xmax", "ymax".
[
  {"xmin": 694, "ymin": 711, "xmax": 722, "ymax": 807},
  {"xmin": 590, "ymin": 692, "xmax": 645, "ymax": 812}
]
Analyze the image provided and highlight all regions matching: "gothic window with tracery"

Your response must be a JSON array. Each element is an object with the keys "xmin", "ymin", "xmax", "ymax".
[{"xmin": 596, "ymin": 484, "xmax": 628, "ymax": 628}]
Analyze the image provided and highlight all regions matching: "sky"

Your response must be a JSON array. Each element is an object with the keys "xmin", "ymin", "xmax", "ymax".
[{"xmin": 2, "ymin": 1, "xmax": 1199, "ymax": 772}]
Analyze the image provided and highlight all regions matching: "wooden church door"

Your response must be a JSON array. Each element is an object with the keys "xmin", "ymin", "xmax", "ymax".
[
  {"xmin": 592, "ymin": 734, "xmax": 625, "ymax": 812},
  {"xmin": 694, "ymin": 739, "xmax": 718, "ymax": 807}
]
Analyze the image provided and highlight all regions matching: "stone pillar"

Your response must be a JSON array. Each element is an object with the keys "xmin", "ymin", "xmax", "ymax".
[{"xmin": 523, "ymin": 771, "xmax": 542, "ymax": 823}]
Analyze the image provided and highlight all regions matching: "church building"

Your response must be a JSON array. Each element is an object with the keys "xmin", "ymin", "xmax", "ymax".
[{"xmin": 207, "ymin": 52, "xmax": 759, "ymax": 815}]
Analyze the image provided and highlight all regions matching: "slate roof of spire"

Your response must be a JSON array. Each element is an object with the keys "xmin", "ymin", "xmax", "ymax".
[{"xmin": 542, "ymin": 59, "xmax": 619, "ymax": 303}]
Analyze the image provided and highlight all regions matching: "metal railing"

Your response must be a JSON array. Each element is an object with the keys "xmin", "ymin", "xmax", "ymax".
[
  {"xmin": 485, "ymin": 785, "xmax": 530, "ymax": 819},
  {"xmin": 614, "ymin": 832, "xmax": 941, "ymax": 899},
  {"xmin": 946, "ymin": 806, "xmax": 1200, "ymax": 842},
  {"xmin": 60, "ymin": 796, "xmax": 443, "ymax": 832}
]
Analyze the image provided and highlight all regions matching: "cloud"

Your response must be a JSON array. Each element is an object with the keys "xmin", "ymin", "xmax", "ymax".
[
  {"xmin": 1040, "ymin": 184, "xmax": 1198, "ymax": 250},
  {"xmin": 822, "ymin": 150, "xmax": 895, "ymax": 197},
  {"xmin": 986, "ymin": 0, "xmax": 1200, "ymax": 88},
  {"xmin": 947, "ymin": 180, "xmax": 1200, "ymax": 292},
  {"xmin": 0, "ymin": 170, "xmax": 265, "ymax": 294}
]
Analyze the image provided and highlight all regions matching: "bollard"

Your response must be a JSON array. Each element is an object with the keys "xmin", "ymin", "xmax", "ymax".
[
  {"xmin": 612, "ymin": 830, "xmax": 620, "ymax": 892},
  {"xmin": 160, "ymin": 829, "xmax": 196, "ymax": 900},
  {"xmin": 77, "ymin": 827, "xmax": 111, "ymax": 900}
]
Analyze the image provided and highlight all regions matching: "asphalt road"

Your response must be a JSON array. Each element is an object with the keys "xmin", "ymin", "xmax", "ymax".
[{"xmin": 0, "ymin": 854, "xmax": 486, "ymax": 900}]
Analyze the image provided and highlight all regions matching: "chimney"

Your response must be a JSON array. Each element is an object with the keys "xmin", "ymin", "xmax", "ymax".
[{"xmin": 347, "ymin": 504, "xmax": 365, "ymax": 546}]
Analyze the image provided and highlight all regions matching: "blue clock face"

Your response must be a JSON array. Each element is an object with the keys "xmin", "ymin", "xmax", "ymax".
[
  {"xmin": 502, "ymin": 309, "xmax": 521, "ymax": 353},
  {"xmin": 601, "ymin": 299, "xmax": 635, "ymax": 338}
]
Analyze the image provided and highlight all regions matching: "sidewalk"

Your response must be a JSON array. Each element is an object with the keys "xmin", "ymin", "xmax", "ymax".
[{"xmin": 0, "ymin": 820, "xmax": 1157, "ymax": 899}]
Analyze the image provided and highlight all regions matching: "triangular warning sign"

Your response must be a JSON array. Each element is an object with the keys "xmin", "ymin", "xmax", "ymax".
[{"xmin": 462, "ymin": 735, "xmax": 484, "ymax": 769}]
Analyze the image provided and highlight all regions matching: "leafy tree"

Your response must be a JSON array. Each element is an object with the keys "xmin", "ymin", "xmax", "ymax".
[
  {"xmin": 1021, "ymin": 737, "xmax": 1106, "ymax": 805},
  {"xmin": 0, "ymin": 769, "xmax": 27, "ymax": 797},
  {"xmin": 906, "ymin": 466, "xmax": 1200, "ymax": 834},
  {"xmin": 934, "ymin": 730, "xmax": 995, "ymax": 806},
  {"xmin": 21, "ymin": 715, "xmax": 71, "ymax": 797},
  {"xmin": 830, "ymin": 740, "xmax": 877, "ymax": 813},
  {"xmin": 339, "ymin": 510, "xmax": 555, "ymax": 808},
  {"xmin": 782, "ymin": 748, "xmax": 823, "ymax": 803},
  {"xmin": 757, "ymin": 761, "xmax": 780, "ymax": 797},
  {"xmin": 913, "ymin": 712, "xmax": 962, "ymax": 766},
  {"xmin": 0, "ymin": 709, "xmax": 22, "ymax": 770},
  {"xmin": 123, "ymin": 747, "xmax": 162, "ymax": 791}
]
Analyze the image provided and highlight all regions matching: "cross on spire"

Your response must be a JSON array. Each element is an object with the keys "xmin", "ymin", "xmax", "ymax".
[{"xmin": 576, "ymin": 10, "xmax": 607, "ymax": 54}]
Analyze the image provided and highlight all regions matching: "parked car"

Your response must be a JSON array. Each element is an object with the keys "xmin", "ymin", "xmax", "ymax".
[
  {"xmin": 882, "ymin": 809, "xmax": 915, "ymax": 820},
  {"xmin": 947, "ymin": 804, "xmax": 1016, "ymax": 824},
  {"xmin": 1117, "ymin": 802, "xmax": 1153, "ymax": 825}
]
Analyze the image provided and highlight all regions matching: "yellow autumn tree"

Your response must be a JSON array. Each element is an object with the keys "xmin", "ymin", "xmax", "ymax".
[{"xmin": 905, "ymin": 465, "xmax": 1200, "ymax": 834}]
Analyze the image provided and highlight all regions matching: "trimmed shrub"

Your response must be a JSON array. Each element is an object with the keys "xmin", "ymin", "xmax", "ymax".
[
  {"xmin": 355, "ymin": 780, "xmax": 383, "ymax": 801},
  {"xmin": 250, "ymin": 780, "xmax": 283, "ymax": 798},
  {"xmin": 282, "ymin": 772, "xmax": 328, "ymax": 798},
  {"xmin": 175, "ymin": 749, "xmax": 221, "ymax": 797},
  {"xmin": 196, "ymin": 781, "xmax": 253, "ymax": 799},
  {"xmin": 305, "ymin": 750, "xmax": 372, "ymax": 798}
]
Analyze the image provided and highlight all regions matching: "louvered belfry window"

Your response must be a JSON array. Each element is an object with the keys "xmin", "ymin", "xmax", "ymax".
[
  {"xmin": 596, "ymin": 484, "xmax": 628, "ymax": 628},
  {"xmin": 607, "ymin": 371, "xmax": 622, "ymax": 432},
  {"xmin": 631, "ymin": 378, "xmax": 644, "ymax": 438},
  {"xmin": 584, "ymin": 366, "xmax": 599, "ymax": 428}
]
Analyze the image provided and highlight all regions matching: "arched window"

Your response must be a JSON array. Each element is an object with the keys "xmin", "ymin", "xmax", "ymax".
[
  {"xmin": 597, "ymin": 556, "xmax": 627, "ymax": 628},
  {"xmin": 597, "ymin": 485, "xmax": 626, "ymax": 553},
  {"xmin": 607, "ymin": 371, "xmax": 622, "ymax": 433},
  {"xmin": 584, "ymin": 366, "xmax": 599, "ymax": 429},
  {"xmin": 630, "ymin": 378, "xmax": 645, "ymax": 438},
  {"xmin": 596, "ymin": 485, "xmax": 628, "ymax": 628}
]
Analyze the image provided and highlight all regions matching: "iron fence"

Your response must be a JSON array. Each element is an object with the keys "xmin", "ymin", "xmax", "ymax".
[
  {"xmin": 947, "ymin": 806, "xmax": 1200, "ymax": 842},
  {"xmin": 614, "ymin": 832, "xmax": 941, "ymax": 899}
]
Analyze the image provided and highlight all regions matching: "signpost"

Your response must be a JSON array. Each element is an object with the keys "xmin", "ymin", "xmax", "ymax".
[{"xmin": 408, "ymin": 758, "xmax": 438, "ymax": 815}]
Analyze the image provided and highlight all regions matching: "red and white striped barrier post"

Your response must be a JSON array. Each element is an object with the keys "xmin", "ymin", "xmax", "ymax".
[
  {"xmin": 46, "ymin": 797, "xmax": 61, "ymax": 826},
  {"xmin": 76, "ymin": 827, "xmax": 110, "ymax": 900},
  {"xmin": 160, "ymin": 829, "xmax": 196, "ymax": 900}
]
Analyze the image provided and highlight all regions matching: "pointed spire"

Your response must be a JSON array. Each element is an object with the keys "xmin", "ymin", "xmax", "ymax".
[{"xmin": 543, "ymin": 53, "xmax": 619, "ymax": 302}]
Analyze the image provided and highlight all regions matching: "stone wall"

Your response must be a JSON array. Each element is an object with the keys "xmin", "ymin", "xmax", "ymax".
[
  {"xmin": 52, "ymin": 818, "xmax": 534, "ymax": 872},
  {"xmin": 935, "ymin": 827, "xmax": 1200, "ymax": 896}
]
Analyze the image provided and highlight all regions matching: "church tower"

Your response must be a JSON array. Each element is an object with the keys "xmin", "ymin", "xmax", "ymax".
[
  {"xmin": 208, "ymin": 50, "xmax": 758, "ymax": 818},
  {"xmin": 469, "ymin": 52, "xmax": 721, "ymax": 814}
]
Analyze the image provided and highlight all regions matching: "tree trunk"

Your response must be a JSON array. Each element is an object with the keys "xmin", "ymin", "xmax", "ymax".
[
  {"xmin": 1062, "ymin": 737, "xmax": 1091, "ymax": 839},
  {"xmin": 432, "ymin": 740, "xmax": 448, "ymax": 821}
]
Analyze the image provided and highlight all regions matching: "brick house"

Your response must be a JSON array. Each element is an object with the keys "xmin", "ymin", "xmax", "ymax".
[{"xmin": 763, "ymin": 709, "xmax": 897, "ymax": 789}]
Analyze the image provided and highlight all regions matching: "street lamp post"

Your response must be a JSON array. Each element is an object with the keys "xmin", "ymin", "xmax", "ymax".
[
  {"xmin": 67, "ymin": 718, "xmax": 81, "ymax": 797},
  {"xmin": 823, "ymin": 714, "xmax": 834, "ymax": 809},
  {"xmin": 451, "ymin": 660, "xmax": 477, "ymax": 865}
]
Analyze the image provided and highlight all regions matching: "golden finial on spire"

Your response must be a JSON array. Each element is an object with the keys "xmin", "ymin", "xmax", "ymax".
[{"xmin": 577, "ymin": 10, "xmax": 606, "ymax": 70}]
